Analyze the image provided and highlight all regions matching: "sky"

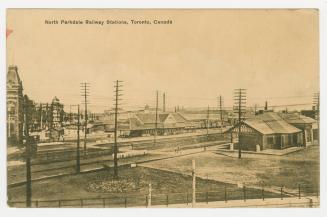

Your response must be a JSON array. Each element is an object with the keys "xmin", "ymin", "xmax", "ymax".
[{"xmin": 6, "ymin": 9, "xmax": 319, "ymax": 112}]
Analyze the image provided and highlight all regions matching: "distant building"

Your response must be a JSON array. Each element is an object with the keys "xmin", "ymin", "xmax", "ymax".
[
  {"xmin": 301, "ymin": 109, "xmax": 317, "ymax": 120},
  {"xmin": 7, "ymin": 66, "xmax": 23, "ymax": 145},
  {"xmin": 180, "ymin": 112, "xmax": 228, "ymax": 129},
  {"xmin": 47, "ymin": 97, "xmax": 64, "ymax": 141},
  {"xmin": 114, "ymin": 112, "xmax": 190, "ymax": 137},
  {"xmin": 31, "ymin": 97, "xmax": 65, "ymax": 142},
  {"xmin": 51, "ymin": 96, "xmax": 63, "ymax": 128}
]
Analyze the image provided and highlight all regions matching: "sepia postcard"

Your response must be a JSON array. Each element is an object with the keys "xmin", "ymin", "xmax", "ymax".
[{"xmin": 6, "ymin": 8, "xmax": 319, "ymax": 208}]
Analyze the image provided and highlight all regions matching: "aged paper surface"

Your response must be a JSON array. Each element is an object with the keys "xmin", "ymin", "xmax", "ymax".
[{"xmin": 6, "ymin": 9, "xmax": 319, "ymax": 208}]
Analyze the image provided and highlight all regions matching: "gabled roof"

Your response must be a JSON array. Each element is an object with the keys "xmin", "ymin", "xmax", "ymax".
[
  {"xmin": 279, "ymin": 113, "xmax": 316, "ymax": 124},
  {"xmin": 129, "ymin": 118, "xmax": 163, "ymax": 130},
  {"xmin": 159, "ymin": 114, "xmax": 169, "ymax": 122},
  {"xmin": 180, "ymin": 113, "xmax": 221, "ymax": 121},
  {"xmin": 254, "ymin": 112, "xmax": 301, "ymax": 134},
  {"xmin": 168, "ymin": 113, "xmax": 188, "ymax": 123},
  {"xmin": 228, "ymin": 112, "xmax": 302, "ymax": 135},
  {"xmin": 128, "ymin": 112, "xmax": 187, "ymax": 130},
  {"xmin": 134, "ymin": 113, "xmax": 187, "ymax": 124},
  {"xmin": 244, "ymin": 119, "xmax": 275, "ymax": 135},
  {"xmin": 134, "ymin": 113, "xmax": 159, "ymax": 124}
]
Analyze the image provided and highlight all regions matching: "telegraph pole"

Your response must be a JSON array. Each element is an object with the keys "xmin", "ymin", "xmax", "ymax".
[
  {"xmin": 45, "ymin": 103, "xmax": 49, "ymax": 131},
  {"xmin": 69, "ymin": 105, "xmax": 72, "ymax": 125},
  {"xmin": 39, "ymin": 104, "xmax": 43, "ymax": 130},
  {"xmin": 80, "ymin": 82, "xmax": 90, "ymax": 156},
  {"xmin": 154, "ymin": 90, "xmax": 159, "ymax": 146},
  {"xmin": 113, "ymin": 80, "xmax": 123, "ymax": 178},
  {"xmin": 163, "ymin": 92, "xmax": 166, "ymax": 113},
  {"xmin": 313, "ymin": 92, "xmax": 320, "ymax": 145},
  {"xmin": 206, "ymin": 105, "xmax": 210, "ymax": 141},
  {"xmin": 49, "ymin": 102, "xmax": 53, "ymax": 142},
  {"xmin": 254, "ymin": 104, "xmax": 257, "ymax": 115},
  {"xmin": 76, "ymin": 105, "xmax": 81, "ymax": 173},
  {"xmin": 219, "ymin": 95, "xmax": 224, "ymax": 133},
  {"xmin": 234, "ymin": 89, "xmax": 247, "ymax": 159},
  {"xmin": 23, "ymin": 95, "xmax": 32, "ymax": 207}
]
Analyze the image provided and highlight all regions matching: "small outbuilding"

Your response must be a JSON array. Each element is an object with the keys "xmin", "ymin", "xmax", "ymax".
[
  {"xmin": 280, "ymin": 113, "xmax": 318, "ymax": 146},
  {"xmin": 227, "ymin": 112, "xmax": 303, "ymax": 151}
]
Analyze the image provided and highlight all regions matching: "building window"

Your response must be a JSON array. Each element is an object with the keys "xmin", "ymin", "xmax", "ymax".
[
  {"xmin": 289, "ymin": 135, "xmax": 294, "ymax": 146},
  {"xmin": 267, "ymin": 136, "xmax": 274, "ymax": 145},
  {"xmin": 306, "ymin": 129, "xmax": 312, "ymax": 142},
  {"xmin": 8, "ymin": 106, "xmax": 16, "ymax": 116}
]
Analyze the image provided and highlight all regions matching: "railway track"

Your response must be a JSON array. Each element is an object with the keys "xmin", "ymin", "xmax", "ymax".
[
  {"xmin": 8, "ymin": 141, "xmax": 227, "ymax": 188},
  {"xmin": 29, "ymin": 132, "xmax": 226, "ymax": 164}
]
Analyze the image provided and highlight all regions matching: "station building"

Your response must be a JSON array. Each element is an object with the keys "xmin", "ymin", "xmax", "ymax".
[{"xmin": 227, "ymin": 112, "xmax": 305, "ymax": 151}]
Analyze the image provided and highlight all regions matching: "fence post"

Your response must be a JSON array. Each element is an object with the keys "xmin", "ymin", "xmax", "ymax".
[
  {"xmin": 192, "ymin": 159, "xmax": 196, "ymax": 208},
  {"xmin": 148, "ymin": 183, "xmax": 152, "ymax": 207},
  {"xmin": 103, "ymin": 198, "xmax": 106, "ymax": 208},
  {"xmin": 58, "ymin": 200, "xmax": 61, "ymax": 208},
  {"xmin": 186, "ymin": 192, "xmax": 189, "ymax": 205},
  {"xmin": 280, "ymin": 187, "xmax": 283, "ymax": 200},
  {"xmin": 225, "ymin": 186, "xmax": 227, "ymax": 203},
  {"xmin": 243, "ymin": 186, "xmax": 246, "ymax": 202},
  {"xmin": 145, "ymin": 196, "xmax": 148, "ymax": 208},
  {"xmin": 298, "ymin": 185, "xmax": 301, "ymax": 199},
  {"xmin": 262, "ymin": 188, "xmax": 265, "ymax": 201},
  {"xmin": 81, "ymin": 199, "xmax": 83, "ymax": 207},
  {"xmin": 166, "ymin": 195, "xmax": 169, "ymax": 207},
  {"xmin": 35, "ymin": 200, "xmax": 38, "ymax": 208},
  {"xmin": 124, "ymin": 197, "xmax": 127, "ymax": 208},
  {"xmin": 206, "ymin": 192, "xmax": 208, "ymax": 204}
]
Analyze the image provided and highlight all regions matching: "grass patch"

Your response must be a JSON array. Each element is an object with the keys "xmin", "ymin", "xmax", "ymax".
[
  {"xmin": 142, "ymin": 146, "xmax": 320, "ymax": 194},
  {"xmin": 8, "ymin": 166, "xmax": 278, "ymax": 207}
]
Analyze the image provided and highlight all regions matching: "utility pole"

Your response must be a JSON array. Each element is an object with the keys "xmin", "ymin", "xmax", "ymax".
[
  {"xmin": 113, "ymin": 80, "xmax": 123, "ymax": 178},
  {"xmin": 23, "ymin": 95, "xmax": 32, "ymax": 208},
  {"xmin": 39, "ymin": 104, "xmax": 43, "ymax": 130},
  {"xmin": 163, "ymin": 92, "xmax": 166, "ymax": 113},
  {"xmin": 69, "ymin": 105, "xmax": 72, "ymax": 125},
  {"xmin": 80, "ymin": 82, "xmax": 90, "ymax": 156},
  {"xmin": 254, "ymin": 104, "xmax": 257, "ymax": 115},
  {"xmin": 313, "ymin": 92, "xmax": 320, "ymax": 145},
  {"xmin": 219, "ymin": 95, "xmax": 224, "ymax": 133},
  {"xmin": 234, "ymin": 89, "xmax": 247, "ymax": 159},
  {"xmin": 76, "ymin": 105, "xmax": 81, "ymax": 173},
  {"xmin": 49, "ymin": 102, "xmax": 53, "ymax": 142},
  {"xmin": 45, "ymin": 103, "xmax": 49, "ymax": 130},
  {"xmin": 206, "ymin": 105, "xmax": 210, "ymax": 141},
  {"xmin": 154, "ymin": 90, "xmax": 159, "ymax": 146}
]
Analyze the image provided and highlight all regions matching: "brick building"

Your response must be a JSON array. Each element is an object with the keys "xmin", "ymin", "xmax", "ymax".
[{"xmin": 7, "ymin": 65, "xmax": 24, "ymax": 146}]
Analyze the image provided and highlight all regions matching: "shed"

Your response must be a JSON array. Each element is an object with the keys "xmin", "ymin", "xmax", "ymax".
[{"xmin": 227, "ymin": 112, "xmax": 303, "ymax": 151}]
